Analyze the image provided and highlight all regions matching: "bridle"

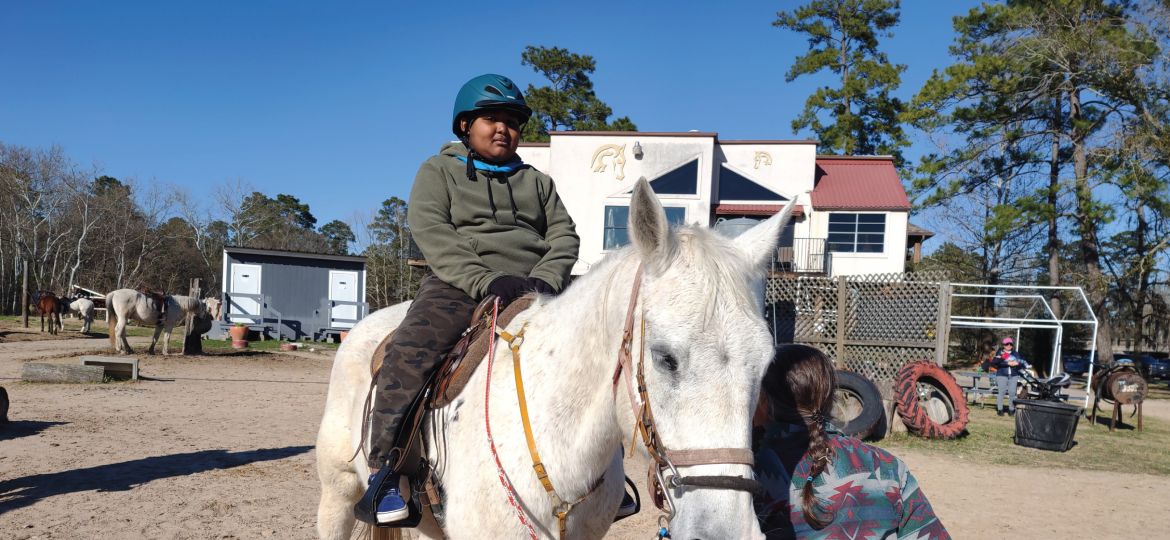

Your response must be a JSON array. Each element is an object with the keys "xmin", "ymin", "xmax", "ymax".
[
  {"xmin": 489, "ymin": 265, "xmax": 762, "ymax": 539},
  {"xmin": 612, "ymin": 266, "xmax": 763, "ymax": 529}
]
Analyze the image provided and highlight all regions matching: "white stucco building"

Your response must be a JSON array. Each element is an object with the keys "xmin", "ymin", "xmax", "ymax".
[{"xmin": 516, "ymin": 131, "xmax": 926, "ymax": 277}]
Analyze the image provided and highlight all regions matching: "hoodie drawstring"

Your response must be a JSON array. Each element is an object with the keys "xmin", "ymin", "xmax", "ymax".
[
  {"xmin": 457, "ymin": 146, "xmax": 526, "ymax": 225},
  {"xmin": 502, "ymin": 174, "xmax": 519, "ymax": 224},
  {"xmin": 465, "ymin": 148, "xmax": 502, "ymax": 224}
]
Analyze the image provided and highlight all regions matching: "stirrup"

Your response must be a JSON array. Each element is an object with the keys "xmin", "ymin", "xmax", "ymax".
[
  {"xmin": 613, "ymin": 475, "xmax": 641, "ymax": 522},
  {"xmin": 354, "ymin": 464, "xmax": 425, "ymax": 528},
  {"xmin": 354, "ymin": 466, "xmax": 396, "ymax": 525}
]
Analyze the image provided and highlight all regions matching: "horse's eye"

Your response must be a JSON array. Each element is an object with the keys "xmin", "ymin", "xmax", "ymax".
[{"xmin": 653, "ymin": 350, "xmax": 679, "ymax": 372}]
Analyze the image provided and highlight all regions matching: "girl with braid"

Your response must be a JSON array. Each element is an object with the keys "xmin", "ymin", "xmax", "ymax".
[{"xmin": 753, "ymin": 345, "xmax": 950, "ymax": 539}]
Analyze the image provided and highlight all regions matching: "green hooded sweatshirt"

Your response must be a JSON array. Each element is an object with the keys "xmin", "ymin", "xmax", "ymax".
[{"xmin": 407, "ymin": 142, "xmax": 580, "ymax": 299}]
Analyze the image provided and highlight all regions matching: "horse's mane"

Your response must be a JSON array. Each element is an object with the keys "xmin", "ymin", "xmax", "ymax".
[
  {"xmin": 170, "ymin": 295, "xmax": 204, "ymax": 314},
  {"xmin": 584, "ymin": 224, "xmax": 762, "ymax": 331}
]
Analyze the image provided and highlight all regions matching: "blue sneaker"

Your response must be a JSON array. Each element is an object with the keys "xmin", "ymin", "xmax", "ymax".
[
  {"xmin": 616, "ymin": 491, "xmax": 638, "ymax": 518},
  {"xmin": 369, "ymin": 473, "xmax": 409, "ymax": 524}
]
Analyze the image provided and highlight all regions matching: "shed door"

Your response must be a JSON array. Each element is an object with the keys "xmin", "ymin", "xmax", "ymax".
[
  {"xmin": 229, "ymin": 263, "xmax": 262, "ymax": 323},
  {"xmin": 330, "ymin": 270, "xmax": 359, "ymax": 328}
]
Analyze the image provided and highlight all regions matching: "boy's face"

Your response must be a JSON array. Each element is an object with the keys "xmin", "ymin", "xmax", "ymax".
[{"xmin": 461, "ymin": 109, "xmax": 522, "ymax": 162}]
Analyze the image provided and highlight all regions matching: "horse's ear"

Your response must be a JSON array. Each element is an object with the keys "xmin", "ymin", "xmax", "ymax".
[
  {"xmin": 733, "ymin": 198, "xmax": 797, "ymax": 268},
  {"xmin": 629, "ymin": 178, "xmax": 674, "ymax": 270}
]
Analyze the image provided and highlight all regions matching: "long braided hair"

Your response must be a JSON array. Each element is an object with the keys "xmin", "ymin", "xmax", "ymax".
[{"xmin": 761, "ymin": 344, "xmax": 838, "ymax": 529}]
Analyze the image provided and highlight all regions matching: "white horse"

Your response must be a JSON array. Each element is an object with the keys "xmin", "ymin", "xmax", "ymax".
[
  {"xmin": 67, "ymin": 297, "xmax": 96, "ymax": 333},
  {"xmin": 316, "ymin": 180, "xmax": 793, "ymax": 540},
  {"xmin": 106, "ymin": 289, "xmax": 205, "ymax": 355}
]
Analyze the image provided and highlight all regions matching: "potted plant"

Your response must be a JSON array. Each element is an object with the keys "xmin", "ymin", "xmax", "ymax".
[{"xmin": 229, "ymin": 322, "xmax": 248, "ymax": 346}]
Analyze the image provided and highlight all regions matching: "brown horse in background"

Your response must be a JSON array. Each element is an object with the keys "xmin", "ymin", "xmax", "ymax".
[{"xmin": 33, "ymin": 291, "xmax": 64, "ymax": 334}]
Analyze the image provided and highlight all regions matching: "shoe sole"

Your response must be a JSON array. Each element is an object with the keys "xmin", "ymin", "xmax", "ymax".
[
  {"xmin": 376, "ymin": 506, "xmax": 409, "ymax": 524},
  {"xmin": 615, "ymin": 505, "xmax": 638, "ymax": 518}
]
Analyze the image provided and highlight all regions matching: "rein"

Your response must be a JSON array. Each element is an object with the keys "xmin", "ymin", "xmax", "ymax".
[{"xmin": 488, "ymin": 265, "xmax": 762, "ymax": 538}]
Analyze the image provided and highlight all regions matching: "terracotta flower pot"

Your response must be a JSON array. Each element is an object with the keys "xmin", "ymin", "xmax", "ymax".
[
  {"xmin": 339, "ymin": 331, "xmax": 349, "ymax": 342},
  {"xmin": 229, "ymin": 325, "xmax": 248, "ymax": 342}
]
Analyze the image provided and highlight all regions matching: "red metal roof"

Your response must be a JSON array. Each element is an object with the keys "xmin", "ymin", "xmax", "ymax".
[
  {"xmin": 713, "ymin": 204, "xmax": 805, "ymax": 217},
  {"xmin": 811, "ymin": 156, "xmax": 910, "ymax": 211}
]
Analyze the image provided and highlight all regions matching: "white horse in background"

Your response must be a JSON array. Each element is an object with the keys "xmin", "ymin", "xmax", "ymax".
[
  {"xmin": 316, "ymin": 180, "xmax": 794, "ymax": 540},
  {"xmin": 204, "ymin": 297, "xmax": 223, "ymax": 321},
  {"xmin": 67, "ymin": 297, "xmax": 96, "ymax": 333},
  {"xmin": 106, "ymin": 289, "xmax": 205, "ymax": 355}
]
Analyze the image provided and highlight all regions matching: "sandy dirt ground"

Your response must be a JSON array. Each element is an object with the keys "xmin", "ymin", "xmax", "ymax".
[{"xmin": 3, "ymin": 336, "xmax": 1169, "ymax": 539}]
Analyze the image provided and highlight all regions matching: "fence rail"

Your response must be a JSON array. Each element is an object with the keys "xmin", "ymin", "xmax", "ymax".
[
  {"xmin": 765, "ymin": 271, "xmax": 951, "ymax": 389},
  {"xmin": 772, "ymin": 237, "xmax": 829, "ymax": 274}
]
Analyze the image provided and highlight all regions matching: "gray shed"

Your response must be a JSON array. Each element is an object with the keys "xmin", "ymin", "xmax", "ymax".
[{"xmin": 214, "ymin": 247, "xmax": 368, "ymax": 341}]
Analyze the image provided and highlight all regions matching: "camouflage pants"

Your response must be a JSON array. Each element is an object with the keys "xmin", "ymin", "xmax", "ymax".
[{"xmin": 368, "ymin": 273, "xmax": 478, "ymax": 468}]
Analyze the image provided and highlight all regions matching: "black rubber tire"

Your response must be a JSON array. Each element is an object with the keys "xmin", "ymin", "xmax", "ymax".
[
  {"xmin": 833, "ymin": 370, "xmax": 883, "ymax": 439},
  {"xmin": 0, "ymin": 386, "xmax": 8, "ymax": 424},
  {"xmin": 894, "ymin": 360, "xmax": 969, "ymax": 439}
]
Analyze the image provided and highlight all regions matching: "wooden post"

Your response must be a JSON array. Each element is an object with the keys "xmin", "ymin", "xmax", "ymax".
[
  {"xmin": 835, "ymin": 275, "xmax": 848, "ymax": 368},
  {"xmin": 21, "ymin": 260, "xmax": 29, "ymax": 328},
  {"xmin": 935, "ymin": 282, "xmax": 952, "ymax": 366},
  {"xmin": 184, "ymin": 278, "xmax": 204, "ymax": 355}
]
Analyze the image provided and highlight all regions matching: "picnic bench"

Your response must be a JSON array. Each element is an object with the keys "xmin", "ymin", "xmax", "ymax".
[{"xmin": 956, "ymin": 371, "xmax": 1020, "ymax": 408}]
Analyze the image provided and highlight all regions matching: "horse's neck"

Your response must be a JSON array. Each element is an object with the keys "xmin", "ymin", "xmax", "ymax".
[{"xmin": 515, "ymin": 260, "xmax": 639, "ymax": 485}]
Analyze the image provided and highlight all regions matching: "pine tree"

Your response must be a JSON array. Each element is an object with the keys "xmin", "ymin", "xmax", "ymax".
[{"xmin": 774, "ymin": 0, "xmax": 909, "ymax": 165}]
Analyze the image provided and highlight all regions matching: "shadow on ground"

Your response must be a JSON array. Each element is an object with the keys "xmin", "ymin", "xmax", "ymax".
[
  {"xmin": 0, "ymin": 445, "xmax": 312, "ymax": 513},
  {"xmin": 0, "ymin": 420, "xmax": 69, "ymax": 441}
]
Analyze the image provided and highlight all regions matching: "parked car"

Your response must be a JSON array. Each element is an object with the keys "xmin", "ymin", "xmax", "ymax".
[
  {"xmin": 1142, "ymin": 356, "xmax": 1170, "ymax": 381},
  {"xmin": 1062, "ymin": 355, "xmax": 1090, "ymax": 377},
  {"xmin": 1116, "ymin": 354, "xmax": 1170, "ymax": 381}
]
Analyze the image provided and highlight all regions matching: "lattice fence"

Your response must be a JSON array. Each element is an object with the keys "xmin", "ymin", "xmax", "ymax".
[{"xmin": 766, "ymin": 271, "xmax": 951, "ymax": 392}]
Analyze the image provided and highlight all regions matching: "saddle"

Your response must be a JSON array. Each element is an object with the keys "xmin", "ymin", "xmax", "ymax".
[
  {"xmin": 369, "ymin": 294, "xmax": 535, "ymax": 410},
  {"xmin": 359, "ymin": 294, "xmax": 535, "ymax": 526},
  {"xmin": 137, "ymin": 286, "xmax": 169, "ymax": 325}
]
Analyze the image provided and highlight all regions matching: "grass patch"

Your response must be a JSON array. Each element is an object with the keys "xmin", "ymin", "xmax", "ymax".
[
  {"xmin": 876, "ymin": 404, "xmax": 1170, "ymax": 476},
  {"xmin": 197, "ymin": 338, "xmax": 339, "ymax": 354}
]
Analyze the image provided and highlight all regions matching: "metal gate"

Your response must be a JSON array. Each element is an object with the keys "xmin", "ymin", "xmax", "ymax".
[{"xmin": 765, "ymin": 271, "xmax": 952, "ymax": 391}]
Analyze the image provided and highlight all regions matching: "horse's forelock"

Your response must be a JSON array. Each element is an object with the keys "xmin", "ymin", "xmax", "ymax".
[{"xmin": 671, "ymin": 226, "xmax": 761, "ymax": 319}]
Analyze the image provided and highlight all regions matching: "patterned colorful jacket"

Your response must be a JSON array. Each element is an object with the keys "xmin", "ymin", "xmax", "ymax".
[{"xmin": 754, "ymin": 422, "xmax": 950, "ymax": 539}]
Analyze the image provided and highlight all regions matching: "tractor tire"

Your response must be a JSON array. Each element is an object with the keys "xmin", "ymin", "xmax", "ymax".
[
  {"xmin": 894, "ymin": 360, "xmax": 969, "ymax": 439},
  {"xmin": 832, "ymin": 370, "xmax": 883, "ymax": 439}
]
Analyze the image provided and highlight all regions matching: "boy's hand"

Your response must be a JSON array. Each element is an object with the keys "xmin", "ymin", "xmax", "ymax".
[
  {"xmin": 488, "ymin": 276, "xmax": 529, "ymax": 306},
  {"xmin": 527, "ymin": 278, "xmax": 557, "ymax": 296}
]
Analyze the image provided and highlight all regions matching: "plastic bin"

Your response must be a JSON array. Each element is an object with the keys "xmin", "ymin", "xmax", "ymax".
[{"xmin": 1013, "ymin": 399, "xmax": 1083, "ymax": 452}]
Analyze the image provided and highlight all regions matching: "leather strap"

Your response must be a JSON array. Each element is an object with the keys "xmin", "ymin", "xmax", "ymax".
[
  {"xmin": 502, "ymin": 326, "xmax": 557, "ymax": 497},
  {"xmin": 502, "ymin": 324, "xmax": 573, "ymax": 539},
  {"xmin": 666, "ymin": 448, "xmax": 755, "ymax": 467}
]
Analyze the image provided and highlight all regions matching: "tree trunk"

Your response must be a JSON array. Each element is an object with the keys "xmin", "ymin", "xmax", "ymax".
[
  {"xmin": 1048, "ymin": 96, "xmax": 1063, "ymax": 319},
  {"xmin": 1133, "ymin": 202, "xmax": 1149, "ymax": 356},
  {"xmin": 1069, "ymin": 87, "xmax": 1113, "ymax": 362}
]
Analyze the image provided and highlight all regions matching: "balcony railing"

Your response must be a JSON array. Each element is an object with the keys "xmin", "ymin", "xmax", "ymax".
[{"xmin": 771, "ymin": 237, "xmax": 829, "ymax": 274}]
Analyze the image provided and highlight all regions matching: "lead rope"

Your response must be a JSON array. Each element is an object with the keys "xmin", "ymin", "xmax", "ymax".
[{"xmin": 483, "ymin": 298, "xmax": 540, "ymax": 540}]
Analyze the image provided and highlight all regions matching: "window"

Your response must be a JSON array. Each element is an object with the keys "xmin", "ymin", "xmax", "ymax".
[
  {"xmin": 648, "ymin": 160, "xmax": 699, "ymax": 195},
  {"xmin": 719, "ymin": 165, "xmax": 786, "ymax": 201},
  {"xmin": 604, "ymin": 205, "xmax": 687, "ymax": 249},
  {"xmin": 828, "ymin": 213, "xmax": 885, "ymax": 253}
]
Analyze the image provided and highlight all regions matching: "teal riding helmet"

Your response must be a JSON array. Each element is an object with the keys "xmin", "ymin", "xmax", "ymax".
[{"xmin": 451, "ymin": 74, "xmax": 532, "ymax": 136}]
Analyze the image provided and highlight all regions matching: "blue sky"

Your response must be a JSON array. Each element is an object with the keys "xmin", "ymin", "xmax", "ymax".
[{"xmin": 1, "ymin": 0, "xmax": 984, "ymax": 231}]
